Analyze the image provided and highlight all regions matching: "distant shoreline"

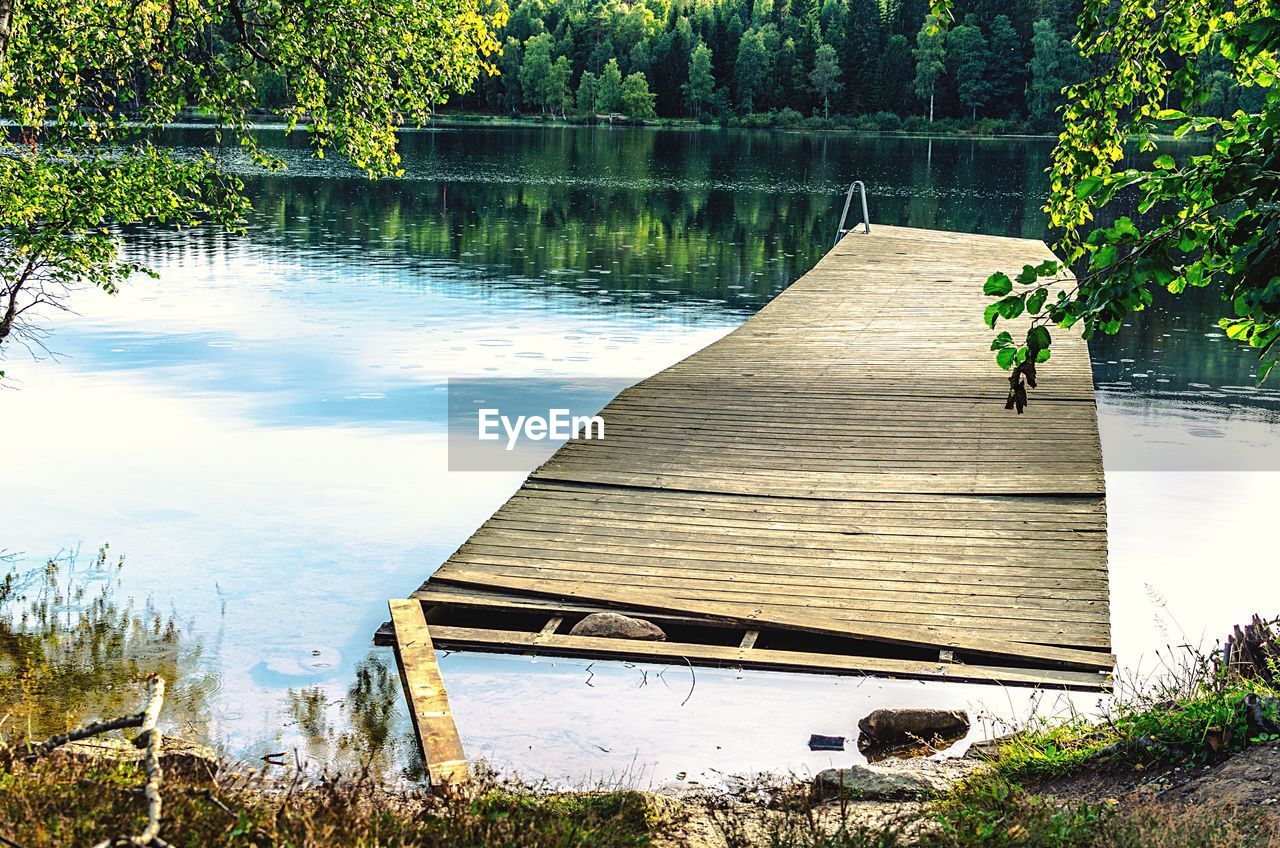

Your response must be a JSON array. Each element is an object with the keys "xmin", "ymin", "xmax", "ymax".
[{"xmin": 151, "ymin": 111, "xmax": 1210, "ymax": 145}]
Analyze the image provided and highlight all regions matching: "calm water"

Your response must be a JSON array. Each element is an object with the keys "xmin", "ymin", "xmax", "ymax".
[{"xmin": 3, "ymin": 125, "xmax": 1278, "ymax": 785}]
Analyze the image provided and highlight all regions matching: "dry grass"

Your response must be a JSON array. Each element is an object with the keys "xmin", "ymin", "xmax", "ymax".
[{"xmin": 0, "ymin": 756, "xmax": 662, "ymax": 848}]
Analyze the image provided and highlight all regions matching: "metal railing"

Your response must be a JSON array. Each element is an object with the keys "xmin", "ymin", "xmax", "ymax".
[{"xmin": 834, "ymin": 180, "xmax": 870, "ymax": 245}]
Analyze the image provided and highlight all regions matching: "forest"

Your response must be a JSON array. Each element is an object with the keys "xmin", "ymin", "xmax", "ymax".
[{"xmin": 422, "ymin": 0, "xmax": 1261, "ymax": 131}]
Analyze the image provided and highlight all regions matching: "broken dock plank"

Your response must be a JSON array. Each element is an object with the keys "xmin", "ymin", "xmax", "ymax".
[{"xmin": 388, "ymin": 599, "xmax": 469, "ymax": 786}]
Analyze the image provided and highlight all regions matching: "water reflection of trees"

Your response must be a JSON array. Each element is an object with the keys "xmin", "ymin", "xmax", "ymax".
[
  {"xmin": 124, "ymin": 126, "xmax": 1272, "ymax": 407},
  {"xmin": 128, "ymin": 128, "xmax": 1067, "ymax": 318},
  {"xmin": 0, "ymin": 546, "xmax": 217, "ymax": 744},
  {"xmin": 285, "ymin": 653, "xmax": 422, "ymax": 780}
]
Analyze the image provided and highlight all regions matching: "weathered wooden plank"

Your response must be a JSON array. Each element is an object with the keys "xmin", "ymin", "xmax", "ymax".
[
  {"xmin": 388, "ymin": 599, "xmax": 469, "ymax": 786},
  {"xmin": 427, "ymin": 625, "xmax": 1112, "ymax": 691},
  {"xmin": 433, "ymin": 569, "xmax": 1115, "ymax": 669}
]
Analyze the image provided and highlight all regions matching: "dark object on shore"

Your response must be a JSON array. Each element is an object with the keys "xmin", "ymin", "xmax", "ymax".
[
  {"xmin": 569, "ymin": 612, "xmax": 666, "ymax": 641},
  {"xmin": 1245, "ymin": 693, "xmax": 1280, "ymax": 736},
  {"xmin": 808, "ymin": 734, "xmax": 846, "ymax": 751},
  {"xmin": 858, "ymin": 708, "xmax": 970, "ymax": 748},
  {"xmin": 1222, "ymin": 615, "xmax": 1280, "ymax": 684}
]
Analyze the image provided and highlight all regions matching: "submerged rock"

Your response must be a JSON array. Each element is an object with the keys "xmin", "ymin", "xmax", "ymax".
[
  {"xmin": 857, "ymin": 708, "xmax": 970, "ymax": 748},
  {"xmin": 569, "ymin": 612, "xmax": 666, "ymax": 641}
]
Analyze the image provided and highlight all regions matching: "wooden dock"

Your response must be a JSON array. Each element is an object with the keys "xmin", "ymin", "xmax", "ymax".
[{"xmin": 387, "ymin": 225, "xmax": 1112, "ymax": 783}]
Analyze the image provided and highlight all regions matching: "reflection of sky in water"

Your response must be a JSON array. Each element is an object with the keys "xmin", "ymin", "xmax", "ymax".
[{"xmin": 3, "ymin": 125, "xmax": 1279, "ymax": 786}]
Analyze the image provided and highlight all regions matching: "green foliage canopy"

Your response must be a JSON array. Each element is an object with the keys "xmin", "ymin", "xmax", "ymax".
[
  {"xmin": 809, "ymin": 43, "xmax": 843, "ymax": 119},
  {"xmin": 931, "ymin": 0, "xmax": 1280, "ymax": 405},
  {"xmin": 913, "ymin": 11, "xmax": 947, "ymax": 121},
  {"xmin": 683, "ymin": 42, "xmax": 716, "ymax": 119},
  {"xmin": 948, "ymin": 16, "xmax": 991, "ymax": 122},
  {"xmin": 0, "ymin": 0, "xmax": 505, "ymax": 368},
  {"xmin": 620, "ymin": 72, "xmax": 657, "ymax": 119}
]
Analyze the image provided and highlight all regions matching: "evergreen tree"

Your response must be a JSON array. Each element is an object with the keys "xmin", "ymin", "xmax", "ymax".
[
  {"xmin": 444, "ymin": 0, "xmax": 1063, "ymax": 122},
  {"xmin": 500, "ymin": 36, "xmax": 525, "ymax": 114},
  {"xmin": 809, "ymin": 43, "xmax": 843, "ymax": 118},
  {"xmin": 684, "ymin": 42, "xmax": 716, "ymax": 119},
  {"xmin": 596, "ymin": 57, "xmax": 624, "ymax": 113},
  {"xmin": 776, "ymin": 37, "xmax": 801, "ymax": 112},
  {"xmin": 986, "ymin": 15, "xmax": 1021, "ymax": 115},
  {"xmin": 948, "ymin": 15, "xmax": 990, "ymax": 121},
  {"xmin": 841, "ymin": 0, "xmax": 882, "ymax": 113},
  {"xmin": 876, "ymin": 33, "xmax": 914, "ymax": 114},
  {"xmin": 912, "ymin": 12, "xmax": 946, "ymax": 121},
  {"xmin": 620, "ymin": 72, "xmax": 658, "ymax": 118}
]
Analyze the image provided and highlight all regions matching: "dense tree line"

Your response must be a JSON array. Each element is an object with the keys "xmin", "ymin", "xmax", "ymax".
[
  {"xmin": 444, "ymin": 0, "xmax": 1093, "ymax": 127},
  {"xmin": 443, "ymin": 0, "xmax": 1257, "ymax": 129}
]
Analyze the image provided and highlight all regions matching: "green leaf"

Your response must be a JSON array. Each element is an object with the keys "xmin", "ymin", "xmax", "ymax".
[
  {"xmin": 1027, "ymin": 325, "xmax": 1052, "ymax": 351},
  {"xmin": 1015, "ymin": 264, "xmax": 1039, "ymax": 285},
  {"xmin": 990, "ymin": 331, "xmax": 1014, "ymax": 350},
  {"xmin": 996, "ymin": 347, "xmax": 1017, "ymax": 369},
  {"xmin": 984, "ymin": 303, "xmax": 1001, "ymax": 329},
  {"xmin": 996, "ymin": 294, "xmax": 1026, "ymax": 320},
  {"xmin": 984, "ymin": 272, "xmax": 1013, "ymax": 297},
  {"xmin": 1220, "ymin": 318, "xmax": 1253, "ymax": 341},
  {"xmin": 1027, "ymin": 288, "xmax": 1048, "ymax": 314},
  {"xmin": 1153, "ymin": 154, "xmax": 1176, "ymax": 170},
  {"xmin": 1075, "ymin": 176, "xmax": 1103, "ymax": 199},
  {"xmin": 1090, "ymin": 245, "xmax": 1119, "ymax": 271},
  {"xmin": 1036, "ymin": 348, "xmax": 1052, "ymax": 363}
]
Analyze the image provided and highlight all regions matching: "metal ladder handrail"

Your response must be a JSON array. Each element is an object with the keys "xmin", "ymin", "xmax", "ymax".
[{"xmin": 834, "ymin": 180, "xmax": 871, "ymax": 245}]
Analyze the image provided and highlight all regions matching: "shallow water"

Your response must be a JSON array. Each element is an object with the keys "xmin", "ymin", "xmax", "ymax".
[{"xmin": 3, "ymin": 125, "xmax": 1278, "ymax": 786}]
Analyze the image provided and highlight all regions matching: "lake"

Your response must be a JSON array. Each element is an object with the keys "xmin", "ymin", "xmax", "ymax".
[{"xmin": 3, "ymin": 124, "xmax": 1278, "ymax": 786}]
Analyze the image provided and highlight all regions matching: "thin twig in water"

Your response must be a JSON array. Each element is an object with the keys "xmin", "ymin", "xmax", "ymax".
[{"xmin": 680, "ymin": 656, "xmax": 696, "ymax": 706}]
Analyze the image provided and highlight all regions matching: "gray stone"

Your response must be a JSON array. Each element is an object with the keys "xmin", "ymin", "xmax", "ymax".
[
  {"xmin": 857, "ymin": 708, "xmax": 970, "ymax": 746},
  {"xmin": 569, "ymin": 612, "xmax": 666, "ymax": 641},
  {"xmin": 812, "ymin": 765, "xmax": 947, "ymax": 801}
]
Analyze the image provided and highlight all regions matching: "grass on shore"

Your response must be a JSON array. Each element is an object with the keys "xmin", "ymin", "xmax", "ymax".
[
  {"xmin": 0, "ymin": 756, "xmax": 661, "ymax": 848},
  {"xmin": 5, "ymin": 753, "xmax": 1280, "ymax": 848},
  {"xmin": 984, "ymin": 653, "xmax": 1280, "ymax": 781}
]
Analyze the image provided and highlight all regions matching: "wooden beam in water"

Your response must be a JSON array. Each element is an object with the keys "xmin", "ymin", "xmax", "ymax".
[
  {"xmin": 427, "ymin": 624, "xmax": 1112, "ymax": 691},
  {"xmin": 388, "ymin": 599, "xmax": 469, "ymax": 787}
]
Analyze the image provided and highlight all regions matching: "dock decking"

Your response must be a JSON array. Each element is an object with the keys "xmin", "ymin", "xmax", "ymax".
[{"xmin": 387, "ymin": 225, "xmax": 1112, "ymax": 782}]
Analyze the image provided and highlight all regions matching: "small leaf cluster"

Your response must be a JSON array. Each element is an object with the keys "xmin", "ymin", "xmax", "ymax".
[{"xmin": 933, "ymin": 0, "xmax": 1280, "ymax": 398}]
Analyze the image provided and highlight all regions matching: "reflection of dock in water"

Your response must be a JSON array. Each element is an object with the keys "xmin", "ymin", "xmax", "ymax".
[{"xmin": 385, "ymin": 225, "xmax": 1112, "ymax": 785}]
